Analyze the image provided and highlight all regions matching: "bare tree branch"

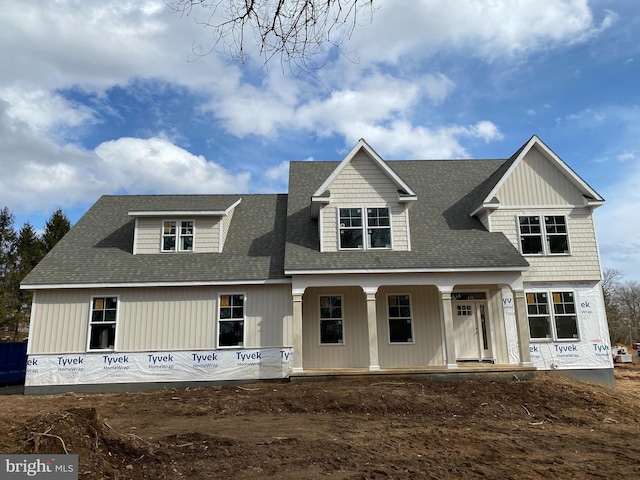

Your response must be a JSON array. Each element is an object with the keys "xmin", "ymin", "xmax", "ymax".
[{"xmin": 167, "ymin": 0, "xmax": 375, "ymax": 73}]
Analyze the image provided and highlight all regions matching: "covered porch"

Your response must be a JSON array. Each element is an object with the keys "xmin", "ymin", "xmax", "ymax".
[{"xmin": 290, "ymin": 271, "xmax": 534, "ymax": 376}]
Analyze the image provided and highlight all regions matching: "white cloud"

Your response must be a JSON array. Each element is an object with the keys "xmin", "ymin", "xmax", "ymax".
[
  {"xmin": 264, "ymin": 161, "xmax": 290, "ymax": 183},
  {"xmin": 351, "ymin": 0, "xmax": 615, "ymax": 64},
  {"xmin": 423, "ymin": 74, "xmax": 456, "ymax": 105},
  {"xmin": 94, "ymin": 137, "xmax": 250, "ymax": 193}
]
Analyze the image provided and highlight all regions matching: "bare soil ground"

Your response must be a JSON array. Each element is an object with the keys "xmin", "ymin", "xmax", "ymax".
[{"xmin": 1, "ymin": 367, "xmax": 640, "ymax": 479}]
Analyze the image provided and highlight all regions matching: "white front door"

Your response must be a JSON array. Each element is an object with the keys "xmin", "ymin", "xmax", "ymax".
[{"xmin": 452, "ymin": 301, "xmax": 485, "ymax": 361}]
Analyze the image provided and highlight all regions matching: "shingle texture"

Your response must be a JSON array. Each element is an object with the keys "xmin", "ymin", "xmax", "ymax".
[
  {"xmin": 284, "ymin": 159, "xmax": 529, "ymax": 272},
  {"xmin": 22, "ymin": 194, "xmax": 288, "ymax": 286},
  {"xmin": 22, "ymin": 155, "xmax": 531, "ymax": 287}
]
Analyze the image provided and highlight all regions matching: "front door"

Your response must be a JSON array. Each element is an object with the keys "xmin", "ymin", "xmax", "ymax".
[{"xmin": 452, "ymin": 301, "xmax": 490, "ymax": 361}]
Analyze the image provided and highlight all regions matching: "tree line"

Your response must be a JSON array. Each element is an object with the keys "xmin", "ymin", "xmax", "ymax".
[
  {"xmin": 603, "ymin": 267, "xmax": 640, "ymax": 346},
  {"xmin": 0, "ymin": 206, "xmax": 71, "ymax": 341}
]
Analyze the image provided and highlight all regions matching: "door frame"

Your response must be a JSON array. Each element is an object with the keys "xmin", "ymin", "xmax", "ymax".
[{"xmin": 451, "ymin": 295, "xmax": 494, "ymax": 362}]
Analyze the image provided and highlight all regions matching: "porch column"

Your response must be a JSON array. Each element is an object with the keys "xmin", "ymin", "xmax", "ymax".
[
  {"xmin": 291, "ymin": 291, "xmax": 304, "ymax": 373},
  {"xmin": 364, "ymin": 287, "xmax": 381, "ymax": 371},
  {"xmin": 513, "ymin": 289, "xmax": 533, "ymax": 366},
  {"xmin": 438, "ymin": 287, "xmax": 458, "ymax": 369}
]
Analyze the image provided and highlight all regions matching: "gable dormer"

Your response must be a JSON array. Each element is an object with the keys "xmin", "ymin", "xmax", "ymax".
[
  {"xmin": 129, "ymin": 196, "xmax": 242, "ymax": 254},
  {"xmin": 472, "ymin": 135, "xmax": 604, "ymax": 217},
  {"xmin": 311, "ymin": 139, "xmax": 417, "ymax": 252}
]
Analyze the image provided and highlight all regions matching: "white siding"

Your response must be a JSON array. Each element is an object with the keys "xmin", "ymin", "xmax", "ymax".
[
  {"xmin": 320, "ymin": 152, "xmax": 410, "ymax": 252},
  {"xmin": 28, "ymin": 284, "xmax": 292, "ymax": 354},
  {"xmin": 302, "ymin": 287, "xmax": 370, "ymax": 368},
  {"xmin": 497, "ymin": 146, "xmax": 586, "ymax": 206},
  {"xmin": 490, "ymin": 208, "xmax": 602, "ymax": 281},
  {"xmin": 219, "ymin": 207, "xmax": 235, "ymax": 252},
  {"xmin": 134, "ymin": 217, "xmax": 221, "ymax": 254},
  {"xmin": 376, "ymin": 286, "xmax": 444, "ymax": 368}
]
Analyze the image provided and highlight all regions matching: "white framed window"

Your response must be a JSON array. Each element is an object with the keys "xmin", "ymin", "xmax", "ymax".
[
  {"xmin": 162, "ymin": 220, "xmax": 194, "ymax": 252},
  {"xmin": 88, "ymin": 296, "xmax": 117, "ymax": 350},
  {"xmin": 527, "ymin": 291, "xmax": 579, "ymax": 341},
  {"xmin": 518, "ymin": 215, "xmax": 569, "ymax": 255},
  {"xmin": 319, "ymin": 295, "xmax": 343, "ymax": 344},
  {"xmin": 339, "ymin": 208, "xmax": 363, "ymax": 249},
  {"xmin": 218, "ymin": 293, "xmax": 245, "ymax": 347},
  {"xmin": 366, "ymin": 208, "xmax": 391, "ymax": 248},
  {"xmin": 387, "ymin": 294, "xmax": 413, "ymax": 343},
  {"xmin": 338, "ymin": 207, "xmax": 392, "ymax": 250}
]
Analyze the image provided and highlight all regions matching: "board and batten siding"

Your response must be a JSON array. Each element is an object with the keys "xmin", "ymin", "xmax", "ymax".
[
  {"xmin": 376, "ymin": 286, "xmax": 444, "ymax": 368},
  {"xmin": 497, "ymin": 146, "xmax": 586, "ymax": 206},
  {"xmin": 320, "ymin": 152, "xmax": 410, "ymax": 252},
  {"xmin": 28, "ymin": 284, "xmax": 293, "ymax": 354},
  {"xmin": 302, "ymin": 287, "xmax": 370, "ymax": 369},
  {"xmin": 134, "ymin": 217, "xmax": 221, "ymax": 254},
  {"xmin": 490, "ymin": 208, "xmax": 602, "ymax": 281}
]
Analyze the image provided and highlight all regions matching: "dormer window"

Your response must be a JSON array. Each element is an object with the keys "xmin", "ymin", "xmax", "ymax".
[
  {"xmin": 339, "ymin": 208, "xmax": 363, "ymax": 249},
  {"xmin": 162, "ymin": 220, "xmax": 194, "ymax": 252},
  {"xmin": 339, "ymin": 207, "xmax": 391, "ymax": 250}
]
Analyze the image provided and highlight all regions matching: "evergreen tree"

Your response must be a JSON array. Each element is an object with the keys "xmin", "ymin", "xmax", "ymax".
[
  {"xmin": 42, "ymin": 208, "xmax": 71, "ymax": 253},
  {"xmin": 0, "ymin": 207, "xmax": 18, "ymax": 338}
]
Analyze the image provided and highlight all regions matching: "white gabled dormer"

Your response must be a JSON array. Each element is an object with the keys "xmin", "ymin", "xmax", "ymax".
[
  {"xmin": 472, "ymin": 135, "xmax": 606, "ymax": 282},
  {"xmin": 129, "ymin": 197, "xmax": 242, "ymax": 254},
  {"xmin": 311, "ymin": 139, "xmax": 417, "ymax": 252}
]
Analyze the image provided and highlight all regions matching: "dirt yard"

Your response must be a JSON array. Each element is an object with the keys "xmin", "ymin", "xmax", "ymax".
[{"xmin": 1, "ymin": 367, "xmax": 639, "ymax": 479}]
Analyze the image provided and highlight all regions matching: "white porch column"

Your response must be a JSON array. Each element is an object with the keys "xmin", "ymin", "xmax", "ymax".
[
  {"xmin": 513, "ymin": 289, "xmax": 533, "ymax": 366},
  {"xmin": 291, "ymin": 291, "xmax": 304, "ymax": 373},
  {"xmin": 364, "ymin": 287, "xmax": 381, "ymax": 371},
  {"xmin": 438, "ymin": 287, "xmax": 458, "ymax": 369}
]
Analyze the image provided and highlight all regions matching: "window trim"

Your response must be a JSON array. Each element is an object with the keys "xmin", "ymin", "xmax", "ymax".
[
  {"xmin": 217, "ymin": 293, "xmax": 246, "ymax": 349},
  {"xmin": 526, "ymin": 289, "xmax": 580, "ymax": 342},
  {"xmin": 386, "ymin": 293, "xmax": 414, "ymax": 344},
  {"xmin": 337, "ymin": 206, "xmax": 393, "ymax": 251},
  {"xmin": 161, "ymin": 219, "xmax": 195, "ymax": 252},
  {"xmin": 318, "ymin": 294, "xmax": 345, "ymax": 346},
  {"xmin": 517, "ymin": 214, "xmax": 570, "ymax": 256},
  {"xmin": 87, "ymin": 295, "xmax": 119, "ymax": 352}
]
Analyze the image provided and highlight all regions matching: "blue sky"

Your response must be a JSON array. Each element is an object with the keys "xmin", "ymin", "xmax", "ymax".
[{"xmin": 0, "ymin": 1, "xmax": 638, "ymax": 280}]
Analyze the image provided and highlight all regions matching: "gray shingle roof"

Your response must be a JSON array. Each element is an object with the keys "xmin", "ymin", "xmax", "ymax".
[
  {"xmin": 22, "ymin": 153, "xmax": 531, "ymax": 288},
  {"xmin": 284, "ymin": 159, "xmax": 529, "ymax": 272},
  {"xmin": 22, "ymin": 194, "xmax": 288, "ymax": 286}
]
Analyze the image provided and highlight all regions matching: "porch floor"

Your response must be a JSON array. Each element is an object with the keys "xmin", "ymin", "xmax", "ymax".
[{"xmin": 290, "ymin": 364, "xmax": 537, "ymax": 382}]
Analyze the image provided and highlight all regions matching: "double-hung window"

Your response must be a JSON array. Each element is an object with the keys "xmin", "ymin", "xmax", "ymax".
[
  {"xmin": 89, "ymin": 297, "xmax": 117, "ymax": 350},
  {"xmin": 518, "ymin": 215, "xmax": 569, "ymax": 255},
  {"xmin": 218, "ymin": 294, "xmax": 245, "ymax": 347},
  {"xmin": 162, "ymin": 220, "xmax": 194, "ymax": 252},
  {"xmin": 339, "ymin": 207, "xmax": 391, "ymax": 250},
  {"xmin": 387, "ymin": 294, "xmax": 413, "ymax": 343},
  {"xmin": 319, "ymin": 295, "xmax": 343, "ymax": 344},
  {"xmin": 526, "ymin": 291, "xmax": 578, "ymax": 341}
]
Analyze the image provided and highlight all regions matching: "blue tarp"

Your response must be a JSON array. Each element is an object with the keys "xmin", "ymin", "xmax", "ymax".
[{"xmin": 0, "ymin": 342, "xmax": 27, "ymax": 384}]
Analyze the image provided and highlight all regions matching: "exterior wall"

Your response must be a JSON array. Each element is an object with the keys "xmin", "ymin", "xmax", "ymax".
[
  {"xmin": 302, "ymin": 287, "xmax": 370, "ymax": 369},
  {"xmin": 134, "ymin": 217, "xmax": 221, "ymax": 254},
  {"xmin": 28, "ymin": 284, "xmax": 293, "ymax": 354},
  {"xmin": 219, "ymin": 207, "xmax": 235, "ymax": 252},
  {"xmin": 320, "ymin": 152, "xmax": 410, "ymax": 252},
  {"xmin": 497, "ymin": 147, "xmax": 585, "ymax": 206},
  {"xmin": 490, "ymin": 208, "xmax": 601, "ymax": 281},
  {"xmin": 376, "ymin": 285, "xmax": 444, "ymax": 368},
  {"xmin": 503, "ymin": 281, "xmax": 613, "ymax": 371}
]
